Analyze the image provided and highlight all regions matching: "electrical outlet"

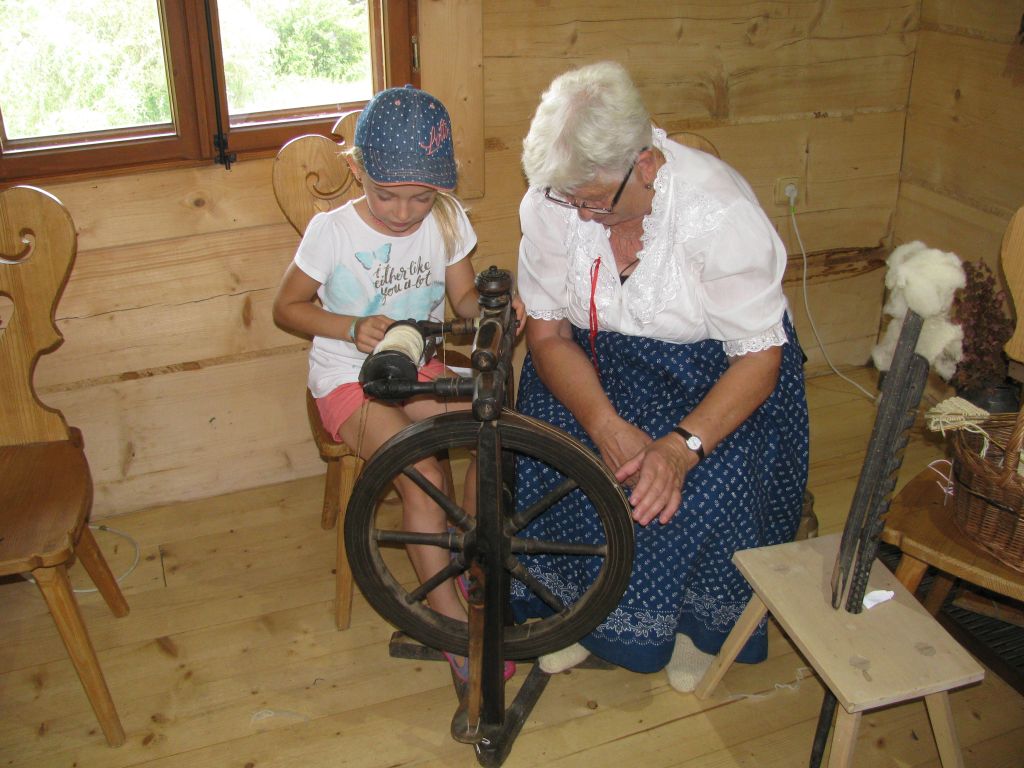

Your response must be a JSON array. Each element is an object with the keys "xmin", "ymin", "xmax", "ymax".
[{"xmin": 773, "ymin": 176, "xmax": 801, "ymax": 206}]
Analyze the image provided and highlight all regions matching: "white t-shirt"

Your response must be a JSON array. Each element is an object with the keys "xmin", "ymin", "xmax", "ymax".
[
  {"xmin": 294, "ymin": 200, "xmax": 476, "ymax": 397},
  {"xmin": 518, "ymin": 128, "xmax": 789, "ymax": 357}
]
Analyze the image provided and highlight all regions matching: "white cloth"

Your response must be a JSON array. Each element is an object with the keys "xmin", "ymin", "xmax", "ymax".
[
  {"xmin": 517, "ymin": 128, "xmax": 789, "ymax": 356},
  {"xmin": 294, "ymin": 200, "xmax": 476, "ymax": 396}
]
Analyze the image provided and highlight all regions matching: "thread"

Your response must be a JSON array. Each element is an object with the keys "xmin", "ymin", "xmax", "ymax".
[
  {"xmin": 925, "ymin": 396, "xmax": 991, "ymax": 435},
  {"xmin": 250, "ymin": 708, "xmax": 309, "ymax": 725},
  {"xmin": 719, "ymin": 666, "xmax": 817, "ymax": 702},
  {"xmin": 927, "ymin": 459, "xmax": 956, "ymax": 501},
  {"xmin": 374, "ymin": 323, "xmax": 424, "ymax": 364}
]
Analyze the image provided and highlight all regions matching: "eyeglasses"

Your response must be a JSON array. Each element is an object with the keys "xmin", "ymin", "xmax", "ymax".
[{"xmin": 544, "ymin": 149, "xmax": 647, "ymax": 214}]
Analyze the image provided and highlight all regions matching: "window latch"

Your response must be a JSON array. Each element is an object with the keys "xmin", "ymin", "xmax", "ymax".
[{"xmin": 214, "ymin": 132, "xmax": 236, "ymax": 170}]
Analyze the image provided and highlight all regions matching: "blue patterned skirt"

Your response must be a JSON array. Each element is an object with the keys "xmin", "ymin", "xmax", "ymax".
[{"xmin": 510, "ymin": 317, "xmax": 809, "ymax": 672}]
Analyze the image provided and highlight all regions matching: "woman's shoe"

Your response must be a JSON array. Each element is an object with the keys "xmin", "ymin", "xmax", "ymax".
[{"xmin": 443, "ymin": 651, "xmax": 516, "ymax": 683}]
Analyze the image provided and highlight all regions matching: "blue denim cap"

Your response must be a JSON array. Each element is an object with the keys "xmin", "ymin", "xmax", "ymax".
[{"xmin": 355, "ymin": 85, "xmax": 456, "ymax": 191}]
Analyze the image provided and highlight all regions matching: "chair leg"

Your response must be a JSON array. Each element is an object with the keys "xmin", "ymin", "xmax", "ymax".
[
  {"xmin": 33, "ymin": 564, "xmax": 125, "ymax": 747},
  {"xmin": 894, "ymin": 553, "xmax": 930, "ymax": 595},
  {"xmin": 923, "ymin": 573, "xmax": 956, "ymax": 616},
  {"xmin": 694, "ymin": 594, "xmax": 768, "ymax": 699},
  {"xmin": 324, "ymin": 453, "xmax": 360, "ymax": 628},
  {"xmin": 925, "ymin": 691, "xmax": 966, "ymax": 768},
  {"xmin": 321, "ymin": 457, "xmax": 342, "ymax": 530},
  {"xmin": 335, "ymin": 517, "xmax": 353, "ymax": 630},
  {"xmin": 76, "ymin": 526, "xmax": 129, "ymax": 618},
  {"xmin": 826, "ymin": 707, "xmax": 861, "ymax": 768}
]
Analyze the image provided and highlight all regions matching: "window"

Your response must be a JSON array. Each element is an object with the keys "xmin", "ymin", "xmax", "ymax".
[{"xmin": 0, "ymin": 0, "xmax": 417, "ymax": 182}]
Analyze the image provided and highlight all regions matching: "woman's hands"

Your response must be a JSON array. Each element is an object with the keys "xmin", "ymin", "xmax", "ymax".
[
  {"xmin": 591, "ymin": 413, "xmax": 651, "ymax": 480},
  {"xmin": 591, "ymin": 414, "xmax": 695, "ymax": 526},
  {"xmin": 614, "ymin": 434, "xmax": 697, "ymax": 527}
]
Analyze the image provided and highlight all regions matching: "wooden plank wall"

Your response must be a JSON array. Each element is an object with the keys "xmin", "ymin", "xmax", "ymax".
[
  {"xmin": 894, "ymin": 0, "xmax": 1024, "ymax": 279},
  {"xmin": 32, "ymin": 161, "xmax": 319, "ymax": 518},
  {"xmin": 15, "ymin": 0, "xmax": 931, "ymax": 518},
  {"xmin": 474, "ymin": 0, "xmax": 918, "ymax": 375}
]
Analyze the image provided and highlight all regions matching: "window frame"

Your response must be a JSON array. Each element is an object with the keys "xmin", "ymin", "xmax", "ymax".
[{"xmin": 0, "ymin": 0, "xmax": 417, "ymax": 183}]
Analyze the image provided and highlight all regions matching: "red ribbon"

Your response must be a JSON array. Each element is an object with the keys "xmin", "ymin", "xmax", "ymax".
[{"xmin": 589, "ymin": 257, "xmax": 602, "ymax": 378}]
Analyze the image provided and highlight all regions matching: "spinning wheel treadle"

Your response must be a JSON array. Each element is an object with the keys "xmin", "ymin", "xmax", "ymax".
[{"xmin": 344, "ymin": 409, "xmax": 634, "ymax": 660}]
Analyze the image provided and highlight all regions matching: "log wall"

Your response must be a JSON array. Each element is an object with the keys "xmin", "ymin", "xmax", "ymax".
[
  {"xmin": 893, "ymin": 0, "xmax": 1024, "ymax": 281},
  {"xmin": 11, "ymin": 0, "xmax": 1016, "ymax": 517}
]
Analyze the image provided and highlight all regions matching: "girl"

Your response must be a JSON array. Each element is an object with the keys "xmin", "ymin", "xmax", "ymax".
[{"xmin": 273, "ymin": 86, "xmax": 523, "ymax": 682}]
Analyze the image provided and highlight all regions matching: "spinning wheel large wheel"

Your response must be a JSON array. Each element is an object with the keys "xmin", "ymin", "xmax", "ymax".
[{"xmin": 344, "ymin": 410, "xmax": 634, "ymax": 660}]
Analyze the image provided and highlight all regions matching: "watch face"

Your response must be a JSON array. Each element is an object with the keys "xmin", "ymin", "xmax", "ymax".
[{"xmin": 686, "ymin": 435, "xmax": 702, "ymax": 451}]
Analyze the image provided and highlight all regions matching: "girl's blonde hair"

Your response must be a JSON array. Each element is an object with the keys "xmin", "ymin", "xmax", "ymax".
[{"xmin": 347, "ymin": 147, "xmax": 464, "ymax": 263}]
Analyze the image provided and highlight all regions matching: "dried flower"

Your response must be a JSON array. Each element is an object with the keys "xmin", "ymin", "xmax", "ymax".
[{"xmin": 951, "ymin": 261, "xmax": 1014, "ymax": 393}]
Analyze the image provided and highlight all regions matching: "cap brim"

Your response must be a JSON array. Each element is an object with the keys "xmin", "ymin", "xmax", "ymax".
[{"xmin": 361, "ymin": 147, "xmax": 457, "ymax": 191}]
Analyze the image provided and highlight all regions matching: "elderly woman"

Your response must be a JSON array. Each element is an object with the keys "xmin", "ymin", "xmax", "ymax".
[{"xmin": 509, "ymin": 61, "xmax": 809, "ymax": 691}]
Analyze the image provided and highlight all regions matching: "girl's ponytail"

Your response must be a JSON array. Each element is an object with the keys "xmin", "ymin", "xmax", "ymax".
[{"xmin": 431, "ymin": 191, "xmax": 465, "ymax": 264}]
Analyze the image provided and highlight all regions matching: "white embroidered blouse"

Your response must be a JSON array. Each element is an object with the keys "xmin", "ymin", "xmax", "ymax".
[{"xmin": 517, "ymin": 128, "xmax": 789, "ymax": 357}]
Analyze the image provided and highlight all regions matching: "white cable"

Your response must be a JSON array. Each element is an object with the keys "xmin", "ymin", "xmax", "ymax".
[
  {"xmin": 77, "ymin": 524, "xmax": 141, "ymax": 593},
  {"xmin": 21, "ymin": 524, "xmax": 141, "ymax": 594},
  {"xmin": 790, "ymin": 197, "xmax": 878, "ymax": 403}
]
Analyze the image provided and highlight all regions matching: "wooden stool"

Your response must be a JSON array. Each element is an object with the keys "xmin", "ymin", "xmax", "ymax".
[
  {"xmin": 882, "ymin": 467, "xmax": 1024, "ymax": 614},
  {"xmin": 695, "ymin": 534, "xmax": 984, "ymax": 767}
]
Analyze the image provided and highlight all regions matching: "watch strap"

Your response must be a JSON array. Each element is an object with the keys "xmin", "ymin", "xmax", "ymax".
[{"xmin": 671, "ymin": 426, "xmax": 706, "ymax": 461}]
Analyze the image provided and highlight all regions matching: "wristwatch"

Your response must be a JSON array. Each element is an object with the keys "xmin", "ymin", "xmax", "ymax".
[{"xmin": 671, "ymin": 426, "xmax": 706, "ymax": 462}]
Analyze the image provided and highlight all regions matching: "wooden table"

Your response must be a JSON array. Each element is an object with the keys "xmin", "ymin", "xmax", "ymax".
[{"xmin": 882, "ymin": 467, "xmax": 1024, "ymax": 613}]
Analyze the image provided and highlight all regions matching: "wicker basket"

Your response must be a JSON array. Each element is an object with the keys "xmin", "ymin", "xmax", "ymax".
[{"xmin": 950, "ymin": 410, "xmax": 1024, "ymax": 573}]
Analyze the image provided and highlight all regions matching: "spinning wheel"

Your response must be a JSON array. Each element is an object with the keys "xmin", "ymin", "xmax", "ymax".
[
  {"xmin": 341, "ymin": 266, "xmax": 634, "ymax": 765},
  {"xmin": 345, "ymin": 409, "xmax": 634, "ymax": 660}
]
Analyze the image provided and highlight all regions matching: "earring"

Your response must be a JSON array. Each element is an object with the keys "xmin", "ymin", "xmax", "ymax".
[{"xmin": 644, "ymin": 183, "xmax": 653, "ymax": 190}]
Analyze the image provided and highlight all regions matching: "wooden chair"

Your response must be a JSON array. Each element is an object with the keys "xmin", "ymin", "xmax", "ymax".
[
  {"xmin": 0, "ymin": 185, "xmax": 130, "ymax": 746},
  {"xmin": 882, "ymin": 469, "xmax": 1024, "ymax": 614},
  {"xmin": 881, "ymin": 205, "xmax": 1024, "ymax": 615},
  {"xmin": 695, "ymin": 296, "xmax": 984, "ymax": 766},
  {"xmin": 273, "ymin": 111, "xmax": 363, "ymax": 630}
]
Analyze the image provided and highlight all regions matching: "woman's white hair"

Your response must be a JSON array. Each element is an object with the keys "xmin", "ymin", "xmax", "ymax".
[{"xmin": 522, "ymin": 61, "xmax": 652, "ymax": 193}]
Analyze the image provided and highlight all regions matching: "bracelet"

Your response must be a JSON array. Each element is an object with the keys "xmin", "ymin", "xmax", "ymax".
[{"xmin": 348, "ymin": 317, "xmax": 359, "ymax": 343}]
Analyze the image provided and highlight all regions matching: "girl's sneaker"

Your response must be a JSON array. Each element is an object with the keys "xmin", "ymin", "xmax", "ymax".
[
  {"xmin": 442, "ymin": 651, "xmax": 516, "ymax": 683},
  {"xmin": 456, "ymin": 572, "xmax": 472, "ymax": 601}
]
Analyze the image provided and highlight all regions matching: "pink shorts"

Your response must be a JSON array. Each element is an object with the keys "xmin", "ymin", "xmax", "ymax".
[{"xmin": 315, "ymin": 357, "xmax": 450, "ymax": 442}]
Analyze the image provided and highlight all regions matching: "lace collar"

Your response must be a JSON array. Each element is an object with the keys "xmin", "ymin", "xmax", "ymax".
[{"xmin": 563, "ymin": 128, "xmax": 729, "ymax": 330}]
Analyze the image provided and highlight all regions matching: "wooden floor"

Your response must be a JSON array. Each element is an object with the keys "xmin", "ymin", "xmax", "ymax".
[{"xmin": 3, "ymin": 369, "xmax": 1023, "ymax": 768}]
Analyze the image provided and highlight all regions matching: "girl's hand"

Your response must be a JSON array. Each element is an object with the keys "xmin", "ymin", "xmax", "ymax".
[
  {"xmin": 510, "ymin": 293, "xmax": 527, "ymax": 336},
  {"xmin": 351, "ymin": 314, "xmax": 392, "ymax": 353},
  {"xmin": 614, "ymin": 435, "xmax": 696, "ymax": 526}
]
